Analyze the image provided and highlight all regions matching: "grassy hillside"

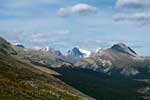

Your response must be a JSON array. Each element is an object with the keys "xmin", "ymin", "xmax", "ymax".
[
  {"xmin": 0, "ymin": 37, "xmax": 93, "ymax": 100},
  {"xmin": 0, "ymin": 53, "xmax": 84, "ymax": 100}
]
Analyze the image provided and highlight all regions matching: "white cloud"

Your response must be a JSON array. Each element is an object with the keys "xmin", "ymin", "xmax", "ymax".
[
  {"xmin": 114, "ymin": 12, "xmax": 150, "ymax": 21},
  {"xmin": 31, "ymin": 30, "xmax": 69, "ymax": 38},
  {"xmin": 0, "ymin": 0, "xmax": 63, "ymax": 17},
  {"xmin": 114, "ymin": 0, "xmax": 150, "ymax": 25},
  {"xmin": 116, "ymin": 0, "xmax": 150, "ymax": 8},
  {"xmin": 114, "ymin": 12, "xmax": 150, "ymax": 23},
  {"xmin": 58, "ymin": 3, "xmax": 97, "ymax": 17},
  {"xmin": 2, "ymin": 0, "xmax": 62, "ymax": 7}
]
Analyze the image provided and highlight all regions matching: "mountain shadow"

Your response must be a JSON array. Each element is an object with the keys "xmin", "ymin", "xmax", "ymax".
[{"xmin": 53, "ymin": 67, "xmax": 150, "ymax": 100}]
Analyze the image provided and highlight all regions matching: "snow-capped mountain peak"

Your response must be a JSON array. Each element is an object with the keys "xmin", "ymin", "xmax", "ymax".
[
  {"xmin": 78, "ymin": 48, "xmax": 91, "ymax": 58},
  {"xmin": 66, "ymin": 47, "xmax": 91, "ymax": 59}
]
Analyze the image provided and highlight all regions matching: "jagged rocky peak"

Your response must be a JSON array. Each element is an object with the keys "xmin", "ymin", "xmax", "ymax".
[
  {"xmin": 66, "ymin": 47, "xmax": 91, "ymax": 58},
  {"xmin": 111, "ymin": 42, "xmax": 137, "ymax": 56},
  {"xmin": 67, "ymin": 47, "xmax": 84, "ymax": 57},
  {"xmin": 72, "ymin": 47, "xmax": 83, "ymax": 56}
]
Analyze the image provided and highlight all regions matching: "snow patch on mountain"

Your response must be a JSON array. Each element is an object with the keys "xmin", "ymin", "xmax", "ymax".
[
  {"xmin": 79, "ymin": 48, "xmax": 91, "ymax": 58},
  {"xmin": 13, "ymin": 43, "xmax": 25, "ymax": 48}
]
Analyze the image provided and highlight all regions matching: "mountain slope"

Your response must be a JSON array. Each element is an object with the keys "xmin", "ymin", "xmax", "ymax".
[
  {"xmin": 111, "ymin": 43, "xmax": 137, "ymax": 57},
  {"xmin": 0, "ymin": 37, "xmax": 17, "ymax": 55},
  {"xmin": 0, "ymin": 37, "xmax": 94, "ymax": 100},
  {"xmin": 53, "ymin": 67, "xmax": 150, "ymax": 100},
  {"xmin": 12, "ymin": 45, "xmax": 72, "ymax": 68},
  {"xmin": 75, "ymin": 43, "xmax": 150, "ymax": 77}
]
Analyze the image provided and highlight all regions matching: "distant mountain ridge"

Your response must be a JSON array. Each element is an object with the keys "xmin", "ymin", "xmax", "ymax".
[
  {"xmin": 5, "ymin": 37, "xmax": 150, "ymax": 77},
  {"xmin": 75, "ymin": 43, "xmax": 150, "ymax": 77}
]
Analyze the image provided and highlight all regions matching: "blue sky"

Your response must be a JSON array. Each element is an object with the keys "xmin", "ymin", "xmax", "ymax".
[{"xmin": 0, "ymin": 0, "xmax": 150, "ymax": 56}]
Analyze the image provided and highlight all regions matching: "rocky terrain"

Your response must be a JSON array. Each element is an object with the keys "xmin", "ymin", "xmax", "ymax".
[
  {"xmin": 75, "ymin": 43, "xmax": 150, "ymax": 77},
  {"xmin": 12, "ymin": 45, "xmax": 72, "ymax": 68},
  {"xmin": 0, "ymin": 36, "xmax": 150, "ymax": 100},
  {"xmin": 0, "ymin": 37, "xmax": 94, "ymax": 100}
]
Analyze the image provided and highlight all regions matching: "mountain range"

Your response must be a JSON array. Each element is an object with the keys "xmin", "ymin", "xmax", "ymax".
[
  {"xmin": 0, "ymin": 36, "xmax": 150, "ymax": 100},
  {"xmin": 0, "ymin": 37, "xmax": 94, "ymax": 100},
  {"xmin": 25, "ymin": 42, "xmax": 150, "ymax": 78},
  {"xmin": 75, "ymin": 43, "xmax": 150, "ymax": 77}
]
